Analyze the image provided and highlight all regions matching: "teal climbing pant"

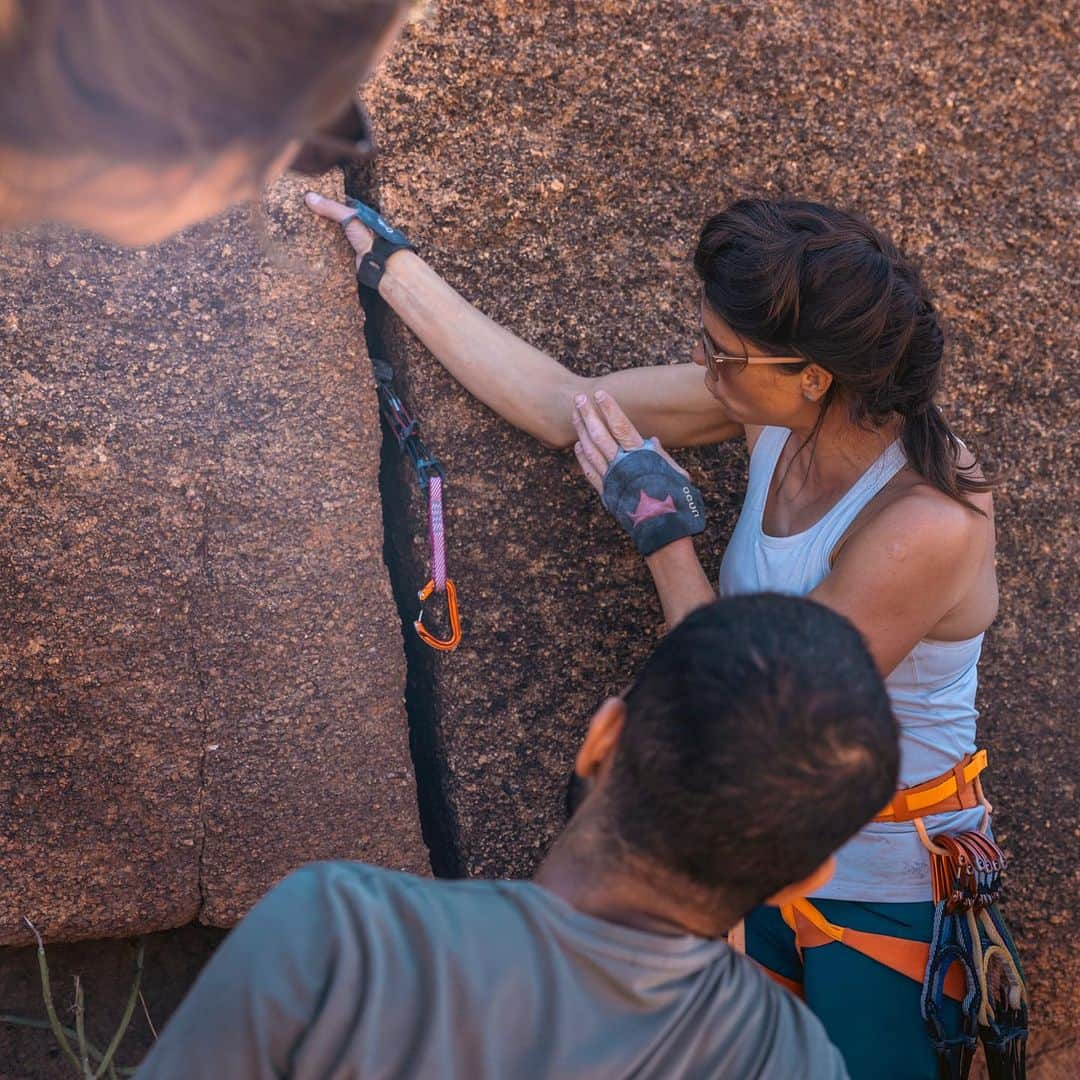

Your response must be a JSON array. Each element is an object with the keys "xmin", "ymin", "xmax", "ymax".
[{"xmin": 745, "ymin": 899, "xmax": 963, "ymax": 1080}]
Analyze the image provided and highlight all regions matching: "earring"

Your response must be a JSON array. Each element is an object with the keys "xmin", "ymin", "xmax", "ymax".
[{"xmin": 803, "ymin": 392, "xmax": 815, "ymax": 402}]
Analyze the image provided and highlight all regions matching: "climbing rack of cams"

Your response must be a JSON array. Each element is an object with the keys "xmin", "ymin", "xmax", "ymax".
[{"xmin": 918, "ymin": 825, "xmax": 1028, "ymax": 1080}]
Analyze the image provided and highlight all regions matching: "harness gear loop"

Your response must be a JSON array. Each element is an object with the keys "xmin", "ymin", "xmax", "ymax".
[{"xmin": 415, "ymin": 577, "xmax": 462, "ymax": 652}]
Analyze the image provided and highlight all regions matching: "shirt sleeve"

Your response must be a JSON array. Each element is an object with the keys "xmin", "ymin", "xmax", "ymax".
[{"xmin": 135, "ymin": 862, "xmax": 361, "ymax": 1080}]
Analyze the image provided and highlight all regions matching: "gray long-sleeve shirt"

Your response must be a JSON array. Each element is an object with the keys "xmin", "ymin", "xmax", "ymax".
[{"xmin": 136, "ymin": 861, "xmax": 847, "ymax": 1079}]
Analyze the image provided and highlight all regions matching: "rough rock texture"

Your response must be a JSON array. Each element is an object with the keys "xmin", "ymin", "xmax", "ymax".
[
  {"xmin": 365, "ymin": 0, "xmax": 1078, "ymax": 1053},
  {"xmin": 0, "ymin": 171, "xmax": 427, "ymax": 945},
  {"xmin": 1, "ymin": 0, "xmax": 1076, "ymax": 1072}
]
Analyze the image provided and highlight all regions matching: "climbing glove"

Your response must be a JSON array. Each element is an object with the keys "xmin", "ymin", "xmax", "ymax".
[{"xmin": 601, "ymin": 438, "xmax": 706, "ymax": 557}]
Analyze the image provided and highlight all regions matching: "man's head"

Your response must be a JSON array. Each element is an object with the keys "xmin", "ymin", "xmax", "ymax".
[
  {"xmin": 0, "ymin": 0, "xmax": 412, "ymax": 244},
  {"xmin": 569, "ymin": 595, "xmax": 898, "ymax": 924}
]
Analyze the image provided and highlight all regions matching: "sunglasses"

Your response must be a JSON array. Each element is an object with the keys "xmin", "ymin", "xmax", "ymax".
[
  {"xmin": 288, "ymin": 99, "xmax": 377, "ymax": 176},
  {"xmin": 699, "ymin": 316, "xmax": 805, "ymax": 378}
]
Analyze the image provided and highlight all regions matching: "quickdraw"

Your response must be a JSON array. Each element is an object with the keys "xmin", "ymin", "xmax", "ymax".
[
  {"xmin": 351, "ymin": 201, "xmax": 461, "ymax": 653},
  {"xmin": 372, "ymin": 359, "xmax": 461, "ymax": 651}
]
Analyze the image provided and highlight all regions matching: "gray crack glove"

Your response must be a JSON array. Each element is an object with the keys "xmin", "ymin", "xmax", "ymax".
[{"xmin": 600, "ymin": 438, "xmax": 706, "ymax": 556}]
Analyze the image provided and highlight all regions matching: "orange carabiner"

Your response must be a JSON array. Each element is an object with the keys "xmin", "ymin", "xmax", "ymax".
[{"xmin": 414, "ymin": 578, "xmax": 462, "ymax": 652}]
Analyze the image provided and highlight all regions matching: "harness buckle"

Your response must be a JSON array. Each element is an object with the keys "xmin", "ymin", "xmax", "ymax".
[{"xmin": 415, "ymin": 578, "xmax": 462, "ymax": 652}]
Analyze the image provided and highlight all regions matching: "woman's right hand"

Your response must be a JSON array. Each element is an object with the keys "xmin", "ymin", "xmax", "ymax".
[
  {"xmin": 573, "ymin": 390, "xmax": 707, "ymax": 557},
  {"xmin": 303, "ymin": 191, "xmax": 374, "ymax": 264}
]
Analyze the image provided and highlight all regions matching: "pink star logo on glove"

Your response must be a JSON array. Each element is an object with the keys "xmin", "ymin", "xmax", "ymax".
[{"xmin": 628, "ymin": 489, "xmax": 677, "ymax": 527}]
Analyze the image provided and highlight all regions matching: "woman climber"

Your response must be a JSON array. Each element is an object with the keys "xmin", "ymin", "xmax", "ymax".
[{"xmin": 306, "ymin": 190, "xmax": 1027, "ymax": 1080}]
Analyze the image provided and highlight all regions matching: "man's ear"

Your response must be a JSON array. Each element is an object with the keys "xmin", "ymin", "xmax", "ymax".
[
  {"xmin": 799, "ymin": 364, "xmax": 833, "ymax": 403},
  {"xmin": 574, "ymin": 697, "xmax": 626, "ymax": 780},
  {"xmin": 765, "ymin": 856, "xmax": 836, "ymax": 907}
]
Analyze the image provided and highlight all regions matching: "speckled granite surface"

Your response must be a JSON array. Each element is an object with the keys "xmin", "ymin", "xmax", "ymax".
[
  {"xmin": 1, "ymin": 0, "xmax": 1075, "ymax": 1072},
  {"xmin": 0, "ymin": 171, "xmax": 427, "ymax": 945},
  {"xmin": 365, "ymin": 0, "xmax": 1077, "ymax": 1043}
]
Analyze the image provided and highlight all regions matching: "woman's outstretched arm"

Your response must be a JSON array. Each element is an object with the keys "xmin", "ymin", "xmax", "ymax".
[{"xmin": 305, "ymin": 192, "xmax": 740, "ymax": 450}]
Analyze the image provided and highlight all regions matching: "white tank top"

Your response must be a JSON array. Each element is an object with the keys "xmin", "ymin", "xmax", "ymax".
[{"xmin": 718, "ymin": 426, "xmax": 987, "ymax": 902}]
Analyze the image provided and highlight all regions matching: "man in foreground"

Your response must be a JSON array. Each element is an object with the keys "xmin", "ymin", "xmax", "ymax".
[{"xmin": 137, "ymin": 594, "xmax": 898, "ymax": 1079}]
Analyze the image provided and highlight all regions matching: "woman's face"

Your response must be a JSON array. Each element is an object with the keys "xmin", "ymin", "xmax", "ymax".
[{"xmin": 693, "ymin": 303, "xmax": 826, "ymax": 428}]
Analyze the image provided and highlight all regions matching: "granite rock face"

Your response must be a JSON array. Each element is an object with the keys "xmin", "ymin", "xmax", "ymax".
[
  {"xmin": 365, "ymin": 0, "xmax": 1077, "ymax": 1038},
  {"xmin": 0, "ymin": 172, "xmax": 428, "ymax": 945},
  {"xmin": 1, "ymin": 0, "xmax": 1075, "ymax": 1069}
]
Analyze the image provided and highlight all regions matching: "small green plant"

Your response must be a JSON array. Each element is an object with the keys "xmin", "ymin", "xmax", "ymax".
[{"xmin": 0, "ymin": 917, "xmax": 148, "ymax": 1079}]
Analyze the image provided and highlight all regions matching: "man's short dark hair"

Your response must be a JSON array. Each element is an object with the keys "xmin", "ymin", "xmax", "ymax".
[{"xmin": 608, "ymin": 594, "xmax": 898, "ymax": 912}]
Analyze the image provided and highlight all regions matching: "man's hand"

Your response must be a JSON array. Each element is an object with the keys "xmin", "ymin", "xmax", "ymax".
[
  {"xmin": 304, "ymin": 191, "xmax": 374, "ymax": 263},
  {"xmin": 572, "ymin": 391, "xmax": 706, "ymax": 557}
]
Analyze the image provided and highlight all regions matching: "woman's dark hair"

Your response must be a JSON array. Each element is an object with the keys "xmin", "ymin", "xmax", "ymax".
[
  {"xmin": 0, "ymin": 0, "xmax": 406, "ymax": 180},
  {"xmin": 693, "ymin": 198, "xmax": 992, "ymax": 510}
]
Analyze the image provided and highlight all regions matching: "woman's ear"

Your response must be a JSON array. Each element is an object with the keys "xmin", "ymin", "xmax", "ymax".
[
  {"xmin": 574, "ymin": 697, "xmax": 626, "ymax": 779},
  {"xmin": 799, "ymin": 364, "xmax": 833, "ymax": 403}
]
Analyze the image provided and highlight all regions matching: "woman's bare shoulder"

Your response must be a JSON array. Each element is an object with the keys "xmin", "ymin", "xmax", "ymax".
[{"xmin": 855, "ymin": 474, "xmax": 993, "ymax": 569}]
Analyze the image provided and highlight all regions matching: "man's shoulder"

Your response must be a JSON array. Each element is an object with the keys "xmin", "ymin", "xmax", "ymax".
[
  {"xmin": 280, "ymin": 858, "xmax": 528, "ymax": 897},
  {"xmin": 280, "ymin": 858, "xmax": 427, "ymax": 895},
  {"xmin": 268, "ymin": 860, "xmax": 528, "ymax": 935},
  {"xmin": 271, "ymin": 859, "xmax": 482, "ymax": 912}
]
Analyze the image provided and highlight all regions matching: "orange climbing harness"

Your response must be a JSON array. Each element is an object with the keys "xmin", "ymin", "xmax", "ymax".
[
  {"xmin": 872, "ymin": 749, "xmax": 988, "ymax": 823},
  {"xmin": 775, "ymin": 751, "xmax": 993, "ymax": 982},
  {"xmin": 767, "ymin": 750, "xmax": 992, "ymax": 1001},
  {"xmin": 761, "ymin": 750, "xmax": 1028, "ymax": 1077},
  {"xmin": 778, "ymin": 897, "xmax": 969, "ymax": 999}
]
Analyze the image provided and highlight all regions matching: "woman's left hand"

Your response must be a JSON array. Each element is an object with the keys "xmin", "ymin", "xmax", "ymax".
[{"xmin": 572, "ymin": 391, "xmax": 707, "ymax": 556}]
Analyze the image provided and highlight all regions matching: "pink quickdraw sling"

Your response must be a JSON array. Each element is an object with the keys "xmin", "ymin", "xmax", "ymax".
[{"xmin": 371, "ymin": 359, "xmax": 461, "ymax": 652}]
